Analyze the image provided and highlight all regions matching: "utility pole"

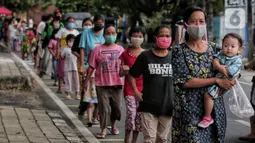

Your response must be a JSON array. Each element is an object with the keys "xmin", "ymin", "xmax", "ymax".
[{"xmin": 248, "ymin": 0, "xmax": 253, "ymax": 61}]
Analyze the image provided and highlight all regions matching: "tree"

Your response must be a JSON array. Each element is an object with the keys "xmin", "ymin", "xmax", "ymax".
[
  {"xmin": 5, "ymin": 0, "xmax": 37, "ymax": 13},
  {"xmin": 53, "ymin": 0, "xmax": 88, "ymax": 13},
  {"xmin": 4, "ymin": 0, "xmax": 53, "ymax": 13}
]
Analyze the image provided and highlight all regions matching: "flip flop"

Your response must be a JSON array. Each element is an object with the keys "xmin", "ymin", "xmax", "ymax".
[
  {"xmin": 95, "ymin": 133, "xmax": 106, "ymax": 139},
  {"xmin": 108, "ymin": 127, "xmax": 119, "ymax": 135}
]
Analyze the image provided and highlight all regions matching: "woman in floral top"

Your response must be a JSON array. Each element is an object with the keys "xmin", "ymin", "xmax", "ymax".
[{"xmin": 171, "ymin": 7, "xmax": 236, "ymax": 143}]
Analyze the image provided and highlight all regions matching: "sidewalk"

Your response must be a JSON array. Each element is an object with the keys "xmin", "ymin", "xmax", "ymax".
[
  {"xmin": 0, "ymin": 52, "xmax": 32, "ymax": 90},
  {"xmin": 0, "ymin": 106, "xmax": 83, "ymax": 143}
]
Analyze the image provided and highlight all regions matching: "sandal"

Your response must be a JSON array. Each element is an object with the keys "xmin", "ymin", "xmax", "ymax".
[
  {"xmin": 95, "ymin": 133, "xmax": 106, "ymax": 139},
  {"xmin": 108, "ymin": 127, "xmax": 119, "ymax": 135}
]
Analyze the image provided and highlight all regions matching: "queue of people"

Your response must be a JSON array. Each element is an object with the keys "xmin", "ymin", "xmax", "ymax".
[{"xmin": 4, "ymin": 6, "xmax": 255, "ymax": 143}]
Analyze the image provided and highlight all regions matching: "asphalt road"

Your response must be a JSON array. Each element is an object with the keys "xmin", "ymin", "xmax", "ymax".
[{"xmin": 22, "ymin": 59, "xmax": 253, "ymax": 143}]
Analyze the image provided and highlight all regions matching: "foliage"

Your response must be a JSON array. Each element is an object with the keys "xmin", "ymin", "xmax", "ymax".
[
  {"xmin": 4, "ymin": 0, "xmax": 53, "ymax": 13},
  {"xmin": 4, "ymin": 0, "xmax": 37, "ymax": 12},
  {"xmin": 54, "ymin": 0, "xmax": 88, "ymax": 13}
]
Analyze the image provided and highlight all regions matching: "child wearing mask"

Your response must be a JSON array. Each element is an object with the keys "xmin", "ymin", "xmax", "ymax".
[
  {"xmin": 129, "ymin": 25, "xmax": 173, "ymax": 143},
  {"xmin": 78, "ymin": 14, "xmax": 105, "ymax": 126},
  {"xmin": 71, "ymin": 18, "xmax": 93, "ymax": 108},
  {"xmin": 56, "ymin": 16, "xmax": 79, "ymax": 93},
  {"xmin": 119, "ymin": 27, "xmax": 145, "ymax": 143},
  {"xmin": 61, "ymin": 34, "xmax": 80, "ymax": 100},
  {"xmin": 84, "ymin": 25, "xmax": 124, "ymax": 138},
  {"xmin": 48, "ymin": 34, "xmax": 58, "ymax": 86}
]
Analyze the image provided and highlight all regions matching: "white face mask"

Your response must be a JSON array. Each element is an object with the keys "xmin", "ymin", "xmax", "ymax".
[
  {"xmin": 68, "ymin": 41, "xmax": 74, "ymax": 47},
  {"xmin": 130, "ymin": 37, "xmax": 144, "ymax": 47},
  {"xmin": 185, "ymin": 23, "xmax": 207, "ymax": 39},
  {"xmin": 83, "ymin": 26, "xmax": 92, "ymax": 30}
]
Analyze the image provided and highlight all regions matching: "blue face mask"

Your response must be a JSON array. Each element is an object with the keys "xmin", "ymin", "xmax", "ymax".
[
  {"xmin": 66, "ymin": 22, "xmax": 75, "ymax": 29},
  {"xmin": 105, "ymin": 36, "xmax": 117, "ymax": 44}
]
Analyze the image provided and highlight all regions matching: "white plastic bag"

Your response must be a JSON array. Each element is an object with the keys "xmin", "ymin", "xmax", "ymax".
[{"xmin": 227, "ymin": 81, "xmax": 254, "ymax": 118}]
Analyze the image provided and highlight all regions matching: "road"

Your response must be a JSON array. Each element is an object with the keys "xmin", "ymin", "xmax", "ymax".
[{"xmin": 21, "ymin": 58, "xmax": 253, "ymax": 143}]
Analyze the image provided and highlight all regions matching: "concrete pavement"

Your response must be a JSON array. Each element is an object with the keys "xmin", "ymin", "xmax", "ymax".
[
  {"xmin": 0, "ymin": 52, "xmax": 32, "ymax": 90},
  {"xmin": 0, "ymin": 106, "xmax": 83, "ymax": 143}
]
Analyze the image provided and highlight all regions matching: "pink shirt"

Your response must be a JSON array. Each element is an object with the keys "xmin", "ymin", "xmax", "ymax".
[
  {"xmin": 48, "ymin": 39, "xmax": 57, "ymax": 55},
  {"xmin": 89, "ymin": 44, "xmax": 124, "ymax": 86},
  {"xmin": 119, "ymin": 48, "xmax": 143, "ymax": 96}
]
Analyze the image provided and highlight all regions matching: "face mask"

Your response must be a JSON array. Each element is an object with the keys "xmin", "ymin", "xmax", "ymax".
[
  {"xmin": 55, "ymin": 16, "xmax": 61, "ymax": 21},
  {"xmin": 185, "ymin": 23, "xmax": 207, "ymax": 39},
  {"xmin": 83, "ymin": 26, "xmax": 92, "ymax": 30},
  {"xmin": 105, "ymin": 36, "xmax": 117, "ymax": 44},
  {"xmin": 66, "ymin": 22, "xmax": 75, "ymax": 29},
  {"xmin": 131, "ymin": 37, "xmax": 144, "ymax": 47},
  {"xmin": 68, "ymin": 41, "xmax": 74, "ymax": 47},
  {"xmin": 53, "ymin": 22, "xmax": 60, "ymax": 29},
  {"xmin": 94, "ymin": 25, "xmax": 104, "ymax": 31},
  {"xmin": 155, "ymin": 37, "xmax": 172, "ymax": 49}
]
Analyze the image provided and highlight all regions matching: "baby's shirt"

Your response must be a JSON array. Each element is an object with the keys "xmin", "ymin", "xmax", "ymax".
[{"xmin": 214, "ymin": 52, "xmax": 242, "ymax": 78}]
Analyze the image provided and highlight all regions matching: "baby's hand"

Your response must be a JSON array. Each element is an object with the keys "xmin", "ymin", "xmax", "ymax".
[{"xmin": 219, "ymin": 65, "xmax": 229, "ymax": 76}]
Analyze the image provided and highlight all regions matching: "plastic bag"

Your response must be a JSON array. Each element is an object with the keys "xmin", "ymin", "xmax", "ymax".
[{"xmin": 226, "ymin": 80, "xmax": 254, "ymax": 118}]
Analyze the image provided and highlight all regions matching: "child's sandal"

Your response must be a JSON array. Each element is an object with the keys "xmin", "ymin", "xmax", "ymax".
[{"xmin": 95, "ymin": 133, "xmax": 106, "ymax": 139}]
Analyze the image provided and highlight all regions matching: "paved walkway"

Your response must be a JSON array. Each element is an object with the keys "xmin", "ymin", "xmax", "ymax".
[
  {"xmin": 0, "ymin": 52, "xmax": 32, "ymax": 90},
  {"xmin": 0, "ymin": 106, "xmax": 83, "ymax": 143}
]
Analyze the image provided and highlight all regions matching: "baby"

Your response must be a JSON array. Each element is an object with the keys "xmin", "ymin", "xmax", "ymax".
[{"xmin": 198, "ymin": 33, "xmax": 243, "ymax": 128}]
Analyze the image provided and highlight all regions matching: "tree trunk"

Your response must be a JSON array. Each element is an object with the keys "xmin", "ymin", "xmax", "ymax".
[
  {"xmin": 248, "ymin": 0, "xmax": 254, "ymax": 61},
  {"xmin": 206, "ymin": 0, "xmax": 214, "ymax": 41}
]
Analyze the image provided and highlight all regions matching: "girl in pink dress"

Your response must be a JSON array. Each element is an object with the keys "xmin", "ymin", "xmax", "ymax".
[{"xmin": 119, "ymin": 27, "xmax": 145, "ymax": 143}]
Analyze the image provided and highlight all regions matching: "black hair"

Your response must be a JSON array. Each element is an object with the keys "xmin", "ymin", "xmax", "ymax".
[
  {"xmin": 46, "ymin": 14, "xmax": 54, "ymax": 21},
  {"xmin": 222, "ymin": 33, "xmax": 243, "ymax": 48},
  {"xmin": 41, "ymin": 14, "xmax": 48, "ymax": 22},
  {"xmin": 16, "ymin": 18, "xmax": 21, "ymax": 23},
  {"xmin": 21, "ymin": 20, "xmax": 26, "ymax": 23},
  {"xmin": 8, "ymin": 17, "xmax": 15, "ymax": 24},
  {"xmin": 66, "ymin": 16, "xmax": 75, "ymax": 22},
  {"xmin": 93, "ymin": 14, "xmax": 105, "ymax": 22},
  {"xmin": 128, "ymin": 27, "xmax": 146, "ymax": 38},
  {"xmin": 66, "ymin": 34, "xmax": 75, "ymax": 42},
  {"xmin": 103, "ymin": 25, "xmax": 116, "ymax": 36},
  {"xmin": 82, "ymin": 18, "xmax": 93, "ymax": 25},
  {"xmin": 183, "ymin": 6, "xmax": 206, "ymax": 41},
  {"xmin": 154, "ymin": 24, "xmax": 171, "ymax": 36}
]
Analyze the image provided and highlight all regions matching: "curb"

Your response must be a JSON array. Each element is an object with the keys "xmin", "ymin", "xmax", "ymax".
[{"xmin": 11, "ymin": 52, "xmax": 100, "ymax": 143}]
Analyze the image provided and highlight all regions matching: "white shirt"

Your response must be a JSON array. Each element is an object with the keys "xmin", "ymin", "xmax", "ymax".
[
  {"xmin": 61, "ymin": 48, "xmax": 78, "ymax": 71},
  {"xmin": 56, "ymin": 28, "xmax": 79, "ymax": 48},
  {"xmin": 37, "ymin": 21, "xmax": 46, "ymax": 35},
  {"xmin": 37, "ymin": 21, "xmax": 46, "ymax": 46},
  {"xmin": 8, "ymin": 25, "xmax": 17, "ymax": 39}
]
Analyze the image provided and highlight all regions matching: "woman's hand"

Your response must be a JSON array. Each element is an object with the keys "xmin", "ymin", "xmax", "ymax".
[
  {"xmin": 79, "ymin": 65, "xmax": 87, "ymax": 75},
  {"xmin": 216, "ymin": 78, "xmax": 236, "ymax": 90},
  {"xmin": 134, "ymin": 91, "xmax": 143, "ymax": 101}
]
